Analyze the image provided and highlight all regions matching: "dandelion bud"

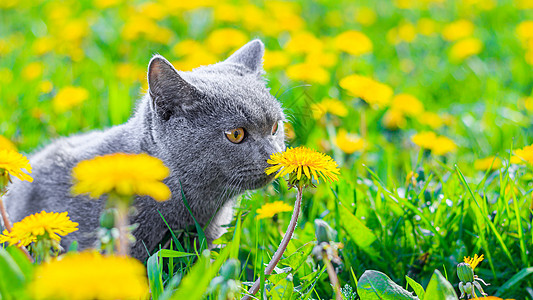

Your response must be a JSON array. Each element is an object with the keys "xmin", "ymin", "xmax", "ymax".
[
  {"xmin": 314, "ymin": 219, "xmax": 336, "ymax": 244},
  {"xmin": 219, "ymin": 259, "xmax": 240, "ymax": 280},
  {"xmin": 100, "ymin": 209, "xmax": 116, "ymax": 229},
  {"xmin": 457, "ymin": 262, "xmax": 474, "ymax": 283}
]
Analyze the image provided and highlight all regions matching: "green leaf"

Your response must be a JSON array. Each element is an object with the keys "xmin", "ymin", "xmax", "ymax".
[
  {"xmin": 279, "ymin": 242, "xmax": 314, "ymax": 271},
  {"xmin": 495, "ymin": 267, "xmax": 533, "ymax": 297},
  {"xmin": 0, "ymin": 247, "xmax": 32, "ymax": 299},
  {"xmin": 270, "ymin": 275, "xmax": 294, "ymax": 300},
  {"xmin": 424, "ymin": 270, "xmax": 458, "ymax": 300},
  {"xmin": 338, "ymin": 203, "xmax": 378, "ymax": 254},
  {"xmin": 179, "ymin": 181, "xmax": 207, "ymax": 252},
  {"xmin": 157, "ymin": 249, "xmax": 195, "ymax": 258},
  {"xmin": 357, "ymin": 270, "xmax": 419, "ymax": 300},
  {"xmin": 147, "ymin": 250, "xmax": 164, "ymax": 300},
  {"xmin": 405, "ymin": 276, "xmax": 425, "ymax": 300}
]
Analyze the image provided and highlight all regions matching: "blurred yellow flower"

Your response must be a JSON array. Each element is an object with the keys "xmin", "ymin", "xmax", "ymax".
[
  {"xmin": 388, "ymin": 23, "xmax": 417, "ymax": 44},
  {"xmin": 0, "ymin": 135, "xmax": 17, "ymax": 151},
  {"xmin": 286, "ymin": 63, "xmax": 329, "ymax": 85},
  {"xmin": 0, "ymin": 68, "xmax": 13, "ymax": 84},
  {"xmin": 335, "ymin": 129, "xmax": 365, "ymax": 154},
  {"xmin": 263, "ymin": 50, "xmax": 291, "ymax": 70},
  {"xmin": 411, "ymin": 131, "xmax": 437, "ymax": 149},
  {"xmin": 419, "ymin": 111, "xmax": 444, "ymax": 129},
  {"xmin": 305, "ymin": 51, "xmax": 338, "ymax": 68},
  {"xmin": 311, "ymin": 98, "xmax": 349, "ymax": 119},
  {"xmin": 172, "ymin": 51, "xmax": 218, "ymax": 71},
  {"xmin": 355, "ymin": 7, "xmax": 377, "ymax": 26},
  {"xmin": 417, "ymin": 18, "xmax": 438, "ymax": 36},
  {"xmin": 523, "ymin": 96, "xmax": 533, "ymax": 111},
  {"xmin": 116, "ymin": 63, "xmax": 145, "ymax": 83},
  {"xmin": 121, "ymin": 14, "xmax": 172, "ymax": 44},
  {"xmin": 339, "ymin": 74, "xmax": 393, "ymax": 107},
  {"xmin": 432, "ymin": 136, "xmax": 457, "ymax": 155},
  {"xmin": 240, "ymin": 4, "xmax": 266, "ymax": 32},
  {"xmin": 285, "ymin": 31, "xmax": 323, "ymax": 54},
  {"xmin": 139, "ymin": 2, "xmax": 167, "ymax": 20},
  {"xmin": 474, "ymin": 156, "xmax": 502, "ymax": 171},
  {"xmin": 391, "ymin": 93, "xmax": 424, "ymax": 116},
  {"xmin": 93, "ymin": 0, "xmax": 123, "ymax": 9},
  {"xmin": 0, "ymin": 211, "xmax": 78, "ymax": 247},
  {"xmin": 213, "ymin": 3, "xmax": 240, "ymax": 22},
  {"xmin": 516, "ymin": 21, "xmax": 533, "ymax": 44},
  {"xmin": 517, "ymin": 0, "xmax": 533, "ymax": 9},
  {"xmin": 31, "ymin": 251, "xmax": 148, "ymax": 300},
  {"xmin": 383, "ymin": 109, "xmax": 407, "ymax": 129},
  {"xmin": 60, "ymin": 20, "xmax": 89, "ymax": 42},
  {"xmin": 72, "ymin": 153, "xmax": 171, "ymax": 201},
  {"xmin": 0, "ymin": 149, "xmax": 33, "ymax": 182},
  {"xmin": 266, "ymin": 146, "xmax": 340, "ymax": 184},
  {"xmin": 449, "ymin": 37, "xmax": 483, "ymax": 61},
  {"xmin": 172, "ymin": 39, "xmax": 206, "ymax": 57},
  {"xmin": 206, "ymin": 28, "xmax": 248, "ymax": 54},
  {"xmin": 32, "ymin": 36, "xmax": 55, "ymax": 55},
  {"xmin": 53, "ymin": 86, "xmax": 89, "ymax": 113},
  {"xmin": 256, "ymin": 201, "xmax": 293, "ymax": 219},
  {"xmin": 284, "ymin": 123, "xmax": 296, "ymax": 141},
  {"xmin": 22, "ymin": 62, "xmax": 44, "ymax": 81},
  {"xmin": 442, "ymin": 19, "xmax": 475, "ymax": 41},
  {"xmin": 511, "ymin": 144, "xmax": 533, "ymax": 165},
  {"xmin": 268, "ymin": 2, "xmax": 304, "ymax": 33},
  {"xmin": 333, "ymin": 30, "xmax": 373, "ymax": 56},
  {"xmin": 39, "ymin": 80, "xmax": 53, "ymax": 94}
]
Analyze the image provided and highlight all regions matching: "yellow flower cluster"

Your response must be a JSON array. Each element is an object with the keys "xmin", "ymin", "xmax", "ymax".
[
  {"xmin": 266, "ymin": 147, "xmax": 340, "ymax": 184},
  {"xmin": 441, "ymin": 19, "xmax": 483, "ymax": 62},
  {"xmin": 31, "ymin": 251, "xmax": 148, "ymax": 300},
  {"xmin": 52, "ymin": 86, "xmax": 89, "ymax": 113},
  {"xmin": 516, "ymin": 21, "xmax": 533, "ymax": 65},
  {"xmin": 474, "ymin": 156, "xmax": 503, "ymax": 171},
  {"xmin": 72, "ymin": 153, "xmax": 171, "ymax": 201},
  {"xmin": 335, "ymin": 129, "xmax": 365, "ymax": 154},
  {"xmin": 411, "ymin": 131, "xmax": 457, "ymax": 155},
  {"xmin": 0, "ymin": 211, "xmax": 78, "ymax": 247},
  {"xmin": 256, "ymin": 201, "xmax": 293, "ymax": 219}
]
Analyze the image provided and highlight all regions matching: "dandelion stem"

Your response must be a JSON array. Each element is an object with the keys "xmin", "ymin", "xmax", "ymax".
[
  {"xmin": 0, "ymin": 198, "xmax": 12, "ymax": 232},
  {"xmin": 243, "ymin": 186, "xmax": 303, "ymax": 299},
  {"xmin": 116, "ymin": 201, "xmax": 129, "ymax": 256},
  {"xmin": 324, "ymin": 258, "xmax": 342, "ymax": 300}
]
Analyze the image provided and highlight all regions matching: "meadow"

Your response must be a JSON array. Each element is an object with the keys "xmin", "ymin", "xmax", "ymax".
[{"xmin": 1, "ymin": 0, "xmax": 533, "ymax": 299}]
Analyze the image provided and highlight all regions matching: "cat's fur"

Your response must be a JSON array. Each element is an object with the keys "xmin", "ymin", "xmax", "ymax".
[{"xmin": 3, "ymin": 40, "xmax": 285, "ymax": 261}]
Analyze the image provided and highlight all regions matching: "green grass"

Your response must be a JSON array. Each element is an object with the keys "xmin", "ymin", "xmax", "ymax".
[{"xmin": 1, "ymin": 0, "xmax": 533, "ymax": 299}]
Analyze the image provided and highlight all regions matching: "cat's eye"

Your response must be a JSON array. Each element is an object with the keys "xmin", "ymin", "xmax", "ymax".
[
  {"xmin": 271, "ymin": 121, "xmax": 279, "ymax": 135},
  {"xmin": 225, "ymin": 128, "xmax": 245, "ymax": 144}
]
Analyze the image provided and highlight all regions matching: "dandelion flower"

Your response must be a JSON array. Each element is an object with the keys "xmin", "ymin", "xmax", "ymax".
[
  {"xmin": 22, "ymin": 62, "xmax": 44, "ymax": 81},
  {"xmin": 432, "ymin": 136, "xmax": 457, "ymax": 156},
  {"xmin": 311, "ymin": 98, "xmax": 349, "ymax": 120},
  {"xmin": 510, "ymin": 144, "xmax": 533, "ymax": 165},
  {"xmin": 0, "ymin": 135, "xmax": 17, "ymax": 151},
  {"xmin": 0, "ymin": 211, "xmax": 78, "ymax": 247},
  {"xmin": 339, "ymin": 74, "xmax": 393, "ymax": 107},
  {"xmin": 442, "ymin": 19, "xmax": 475, "ymax": 41},
  {"xmin": 256, "ymin": 201, "xmax": 293, "ymax": 219},
  {"xmin": 0, "ymin": 149, "xmax": 33, "ymax": 182},
  {"xmin": 449, "ymin": 37, "xmax": 483, "ymax": 62},
  {"xmin": 411, "ymin": 131, "xmax": 438, "ymax": 149},
  {"xmin": 334, "ymin": 129, "xmax": 365, "ymax": 154},
  {"xmin": 286, "ymin": 63, "xmax": 330, "ymax": 85},
  {"xmin": 52, "ymin": 86, "xmax": 89, "ymax": 113},
  {"xmin": 464, "ymin": 254, "xmax": 484, "ymax": 270},
  {"xmin": 266, "ymin": 146, "xmax": 340, "ymax": 186},
  {"xmin": 391, "ymin": 94, "xmax": 424, "ymax": 116},
  {"xmin": 31, "ymin": 251, "xmax": 148, "ymax": 300},
  {"xmin": 206, "ymin": 28, "xmax": 248, "ymax": 54},
  {"xmin": 72, "ymin": 153, "xmax": 171, "ymax": 201},
  {"xmin": 474, "ymin": 156, "xmax": 502, "ymax": 171},
  {"xmin": 333, "ymin": 30, "xmax": 373, "ymax": 56}
]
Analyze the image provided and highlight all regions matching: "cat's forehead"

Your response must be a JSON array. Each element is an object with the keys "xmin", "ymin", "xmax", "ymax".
[{"xmin": 181, "ymin": 71, "xmax": 283, "ymax": 126}]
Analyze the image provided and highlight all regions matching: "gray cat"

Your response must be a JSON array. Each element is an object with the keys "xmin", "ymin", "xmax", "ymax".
[{"xmin": 3, "ymin": 39, "xmax": 285, "ymax": 261}]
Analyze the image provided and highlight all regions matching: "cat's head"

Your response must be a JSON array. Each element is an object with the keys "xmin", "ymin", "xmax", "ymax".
[{"xmin": 146, "ymin": 40, "xmax": 285, "ymax": 194}]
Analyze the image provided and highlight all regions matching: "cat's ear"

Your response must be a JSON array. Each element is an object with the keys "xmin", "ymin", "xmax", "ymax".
[
  {"xmin": 148, "ymin": 55, "xmax": 197, "ymax": 120},
  {"xmin": 224, "ymin": 39, "xmax": 264, "ymax": 74}
]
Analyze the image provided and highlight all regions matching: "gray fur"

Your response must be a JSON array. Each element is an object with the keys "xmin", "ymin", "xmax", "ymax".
[{"xmin": 3, "ymin": 39, "xmax": 285, "ymax": 261}]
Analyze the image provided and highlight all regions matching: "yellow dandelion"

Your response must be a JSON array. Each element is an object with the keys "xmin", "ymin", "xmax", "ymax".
[
  {"xmin": 449, "ymin": 37, "xmax": 483, "ymax": 62},
  {"xmin": 205, "ymin": 28, "xmax": 248, "ymax": 54},
  {"xmin": 0, "ymin": 135, "xmax": 17, "ymax": 151},
  {"xmin": 333, "ymin": 30, "xmax": 373, "ymax": 56},
  {"xmin": 311, "ymin": 98, "xmax": 349, "ymax": 120},
  {"xmin": 355, "ymin": 7, "xmax": 377, "ymax": 26},
  {"xmin": 286, "ymin": 63, "xmax": 330, "ymax": 85},
  {"xmin": 52, "ymin": 86, "xmax": 89, "ymax": 113},
  {"xmin": 263, "ymin": 50, "xmax": 290, "ymax": 71},
  {"xmin": 335, "ymin": 129, "xmax": 365, "ymax": 154},
  {"xmin": 419, "ymin": 111, "xmax": 444, "ymax": 129},
  {"xmin": 442, "ymin": 19, "xmax": 475, "ymax": 41},
  {"xmin": 382, "ymin": 109, "xmax": 407, "ymax": 130},
  {"xmin": 256, "ymin": 201, "xmax": 293, "ymax": 219},
  {"xmin": 72, "ymin": 153, "xmax": 171, "ymax": 201},
  {"xmin": 31, "ymin": 251, "xmax": 148, "ymax": 300},
  {"xmin": 285, "ymin": 31, "xmax": 324, "ymax": 54},
  {"xmin": 464, "ymin": 253, "xmax": 484, "ymax": 270},
  {"xmin": 339, "ymin": 74, "xmax": 393, "ymax": 107},
  {"xmin": 511, "ymin": 144, "xmax": 533, "ymax": 165},
  {"xmin": 474, "ymin": 156, "xmax": 502, "ymax": 171},
  {"xmin": 411, "ymin": 131, "xmax": 438, "ymax": 149},
  {"xmin": 266, "ymin": 147, "xmax": 340, "ymax": 186},
  {"xmin": 391, "ymin": 93, "xmax": 424, "ymax": 116},
  {"xmin": 0, "ymin": 211, "xmax": 78, "ymax": 247},
  {"xmin": 0, "ymin": 149, "xmax": 33, "ymax": 182},
  {"xmin": 22, "ymin": 62, "xmax": 44, "ymax": 81},
  {"xmin": 432, "ymin": 136, "xmax": 457, "ymax": 156}
]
